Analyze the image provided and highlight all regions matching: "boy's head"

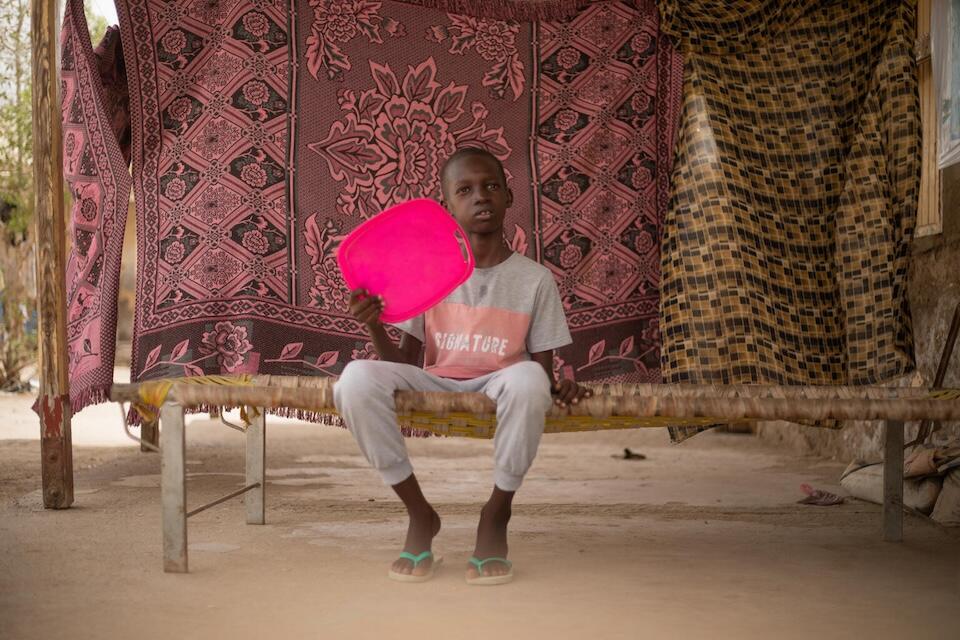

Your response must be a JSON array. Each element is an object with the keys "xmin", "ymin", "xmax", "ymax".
[{"xmin": 440, "ymin": 147, "xmax": 513, "ymax": 235}]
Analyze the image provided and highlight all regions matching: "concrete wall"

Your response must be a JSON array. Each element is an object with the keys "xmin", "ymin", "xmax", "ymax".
[{"xmin": 757, "ymin": 164, "xmax": 960, "ymax": 461}]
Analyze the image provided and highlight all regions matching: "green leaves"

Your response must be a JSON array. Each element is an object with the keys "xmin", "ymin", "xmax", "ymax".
[{"xmin": 0, "ymin": 0, "xmax": 33, "ymax": 231}]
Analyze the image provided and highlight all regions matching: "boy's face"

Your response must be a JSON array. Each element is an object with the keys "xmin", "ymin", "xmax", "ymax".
[{"xmin": 441, "ymin": 154, "xmax": 513, "ymax": 235}]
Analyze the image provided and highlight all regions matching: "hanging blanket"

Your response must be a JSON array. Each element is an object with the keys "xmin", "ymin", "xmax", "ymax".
[
  {"xmin": 59, "ymin": 0, "xmax": 682, "ymax": 418},
  {"xmin": 656, "ymin": 0, "xmax": 921, "ymax": 441},
  {"xmin": 60, "ymin": 11, "xmax": 132, "ymax": 411}
]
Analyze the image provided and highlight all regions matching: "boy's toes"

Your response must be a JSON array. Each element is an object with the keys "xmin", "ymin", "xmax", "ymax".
[
  {"xmin": 466, "ymin": 559, "xmax": 510, "ymax": 578},
  {"xmin": 391, "ymin": 559, "xmax": 412, "ymax": 575},
  {"xmin": 392, "ymin": 557, "xmax": 432, "ymax": 576}
]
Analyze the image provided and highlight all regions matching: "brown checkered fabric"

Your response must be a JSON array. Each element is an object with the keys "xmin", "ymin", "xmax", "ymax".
[{"xmin": 657, "ymin": 0, "xmax": 921, "ymax": 442}]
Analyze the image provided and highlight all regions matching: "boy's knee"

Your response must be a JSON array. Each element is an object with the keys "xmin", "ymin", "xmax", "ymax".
[
  {"xmin": 338, "ymin": 359, "xmax": 373, "ymax": 387},
  {"xmin": 514, "ymin": 360, "xmax": 551, "ymax": 388},
  {"xmin": 499, "ymin": 361, "xmax": 552, "ymax": 405},
  {"xmin": 334, "ymin": 360, "xmax": 383, "ymax": 408}
]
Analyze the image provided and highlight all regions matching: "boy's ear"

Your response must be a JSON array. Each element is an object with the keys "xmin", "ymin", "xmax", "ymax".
[{"xmin": 506, "ymin": 188, "xmax": 514, "ymax": 207}]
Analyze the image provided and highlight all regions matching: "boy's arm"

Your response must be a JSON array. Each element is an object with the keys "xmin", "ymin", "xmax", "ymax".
[
  {"xmin": 531, "ymin": 350, "xmax": 592, "ymax": 408},
  {"xmin": 349, "ymin": 289, "xmax": 422, "ymax": 365},
  {"xmin": 530, "ymin": 351, "xmax": 557, "ymax": 388},
  {"xmin": 368, "ymin": 322, "xmax": 422, "ymax": 365}
]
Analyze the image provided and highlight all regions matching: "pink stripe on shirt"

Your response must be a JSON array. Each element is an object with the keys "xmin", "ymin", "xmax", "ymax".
[{"xmin": 424, "ymin": 302, "xmax": 532, "ymax": 379}]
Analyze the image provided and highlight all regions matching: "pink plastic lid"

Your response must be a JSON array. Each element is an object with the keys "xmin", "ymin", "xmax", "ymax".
[{"xmin": 336, "ymin": 198, "xmax": 474, "ymax": 323}]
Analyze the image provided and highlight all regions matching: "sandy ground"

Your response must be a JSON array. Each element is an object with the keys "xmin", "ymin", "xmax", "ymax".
[{"xmin": 1, "ymin": 391, "xmax": 959, "ymax": 640}]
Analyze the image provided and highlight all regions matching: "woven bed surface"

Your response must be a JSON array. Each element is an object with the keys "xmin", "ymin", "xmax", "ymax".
[{"xmin": 111, "ymin": 375, "xmax": 960, "ymax": 439}]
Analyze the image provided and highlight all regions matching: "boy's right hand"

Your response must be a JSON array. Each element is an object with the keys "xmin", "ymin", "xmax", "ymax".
[{"xmin": 348, "ymin": 289, "xmax": 384, "ymax": 328}]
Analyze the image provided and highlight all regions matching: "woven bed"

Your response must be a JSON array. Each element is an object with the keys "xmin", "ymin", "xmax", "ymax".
[
  {"xmin": 109, "ymin": 375, "xmax": 960, "ymax": 438},
  {"xmin": 106, "ymin": 375, "xmax": 960, "ymax": 573}
]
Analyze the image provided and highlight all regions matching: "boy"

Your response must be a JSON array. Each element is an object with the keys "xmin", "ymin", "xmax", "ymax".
[{"xmin": 334, "ymin": 147, "xmax": 590, "ymax": 585}]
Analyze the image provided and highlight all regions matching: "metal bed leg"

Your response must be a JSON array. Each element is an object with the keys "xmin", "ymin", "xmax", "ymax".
[
  {"xmin": 883, "ymin": 420, "xmax": 904, "ymax": 542},
  {"xmin": 246, "ymin": 409, "xmax": 265, "ymax": 525},
  {"xmin": 160, "ymin": 402, "xmax": 188, "ymax": 572}
]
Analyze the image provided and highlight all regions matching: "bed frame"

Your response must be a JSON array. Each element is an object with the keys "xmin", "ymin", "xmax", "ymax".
[{"xmin": 108, "ymin": 377, "xmax": 960, "ymax": 573}]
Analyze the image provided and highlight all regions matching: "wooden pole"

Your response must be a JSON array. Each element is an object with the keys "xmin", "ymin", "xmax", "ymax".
[
  {"xmin": 160, "ymin": 402, "xmax": 188, "ymax": 573},
  {"xmin": 245, "ymin": 410, "xmax": 265, "ymax": 525},
  {"xmin": 140, "ymin": 418, "xmax": 159, "ymax": 452},
  {"xmin": 32, "ymin": 0, "xmax": 73, "ymax": 509},
  {"xmin": 883, "ymin": 421, "xmax": 904, "ymax": 542}
]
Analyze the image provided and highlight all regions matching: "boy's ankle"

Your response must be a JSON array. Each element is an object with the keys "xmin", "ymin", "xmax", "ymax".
[
  {"xmin": 481, "ymin": 502, "xmax": 511, "ymax": 522},
  {"xmin": 407, "ymin": 503, "xmax": 435, "ymax": 519}
]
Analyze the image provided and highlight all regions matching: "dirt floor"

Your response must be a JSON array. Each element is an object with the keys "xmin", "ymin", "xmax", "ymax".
[{"xmin": 2, "ymin": 391, "xmax": 959, "ymax": 640}]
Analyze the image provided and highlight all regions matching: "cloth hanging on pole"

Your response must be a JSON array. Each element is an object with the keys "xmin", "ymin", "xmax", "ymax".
[
  {"xmin": 59, "ymin": 11, "xmax": 132, "ymax": 411},
  {"xmin": 57, "ymin": 0, "xmax": 682, "ymax": 418},
  {"xmin": 656, "ymin": 0, "xmax": 921, "ymax": 442}
]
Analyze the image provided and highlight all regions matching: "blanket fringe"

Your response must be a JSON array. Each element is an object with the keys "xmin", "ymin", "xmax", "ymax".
[
  {"xmin": 125, "ymin": 402, "xmax": 437, "ymax": 438},
  {"xmin": 269, "ymin": 405, "xmax": 436, "ymax": 438},
  {"xmin": 70, "ymin": 385, "xmax": 113, "ymax": 415},
  {"xmin": 32, "ymin": 384, "xmax": 115, "ymax": 417},
  {"xmin": 269, "ymin": 405, "xmax": 344, "ymax": 428}
]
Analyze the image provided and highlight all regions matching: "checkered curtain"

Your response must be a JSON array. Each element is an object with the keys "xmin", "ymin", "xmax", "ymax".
[{"xmin": 656, "ymin": 0, "xmax": 921, "ymax": 442}]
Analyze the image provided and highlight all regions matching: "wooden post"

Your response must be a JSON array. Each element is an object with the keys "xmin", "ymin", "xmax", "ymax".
[
  {"xmin": 141, "ymin": 418, "xmax": 159, "ymax": 453},
  {"xmin": 160, "ymin": 402, "xmax": 188, "ymax": 573},
  {"xmin": 32, "ymin": 0, "xmax": 73, "ymax": 509},
  {"xmin": 883, "ymin": 420, "xmax": 904, "ymax": 542},
  {"xmin": 245, "ymin": 409, "xmax": 265, "ymax": 525}
]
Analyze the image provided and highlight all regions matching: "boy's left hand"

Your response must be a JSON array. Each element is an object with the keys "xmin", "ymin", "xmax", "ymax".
[{"xmin": 552, "ymin": 379, "xmax": 593, "ymax": 408}]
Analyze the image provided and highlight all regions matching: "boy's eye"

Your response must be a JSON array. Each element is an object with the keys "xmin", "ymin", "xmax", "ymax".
[
  {"xmin": 457, "ymin": 186, "xmax": 470, "ymax": 194},
  {"xmin": 487, "ymin": 183, "xmax": 500, "ymax": 190}
]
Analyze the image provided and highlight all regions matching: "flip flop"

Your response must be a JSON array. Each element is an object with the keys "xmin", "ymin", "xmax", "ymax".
[
  {"xmin": 387, "ymin": 550, "xmax": 443, "ymax": 583},
  {"xmin": 466, "ymin": 556, "xmax": 513, "ymax": 586}
]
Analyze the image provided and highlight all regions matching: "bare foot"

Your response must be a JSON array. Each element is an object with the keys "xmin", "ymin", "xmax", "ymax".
[
  {"xmin": 390, "ymin": 507, "xmax": 441, "ymax": 577},
  {"xmin": 466, "ymin": 502, "xmax": 511, "ymax": 579}
]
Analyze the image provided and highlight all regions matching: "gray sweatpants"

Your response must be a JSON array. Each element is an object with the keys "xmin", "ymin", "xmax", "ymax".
[{"xmin": 333, "ymin": 360, "xmax": 552, "ymax": 491}]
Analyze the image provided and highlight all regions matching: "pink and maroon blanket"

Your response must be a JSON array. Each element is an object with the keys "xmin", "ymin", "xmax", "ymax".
[{"xmin": 60, "ymin": 0, "xmax": 681, "ymax": 418}]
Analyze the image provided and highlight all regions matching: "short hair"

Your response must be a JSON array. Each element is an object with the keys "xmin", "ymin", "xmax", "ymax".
[{"xmin": 440, "ymin": 147, "xmax": 507, "ymax": 191}]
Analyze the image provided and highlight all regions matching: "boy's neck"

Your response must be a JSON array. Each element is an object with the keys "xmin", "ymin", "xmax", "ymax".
[{"xmin": 470, "ymin": 232, "xmax": 512, "ymax": 269}]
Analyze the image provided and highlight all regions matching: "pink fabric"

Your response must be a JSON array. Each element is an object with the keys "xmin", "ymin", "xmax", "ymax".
[
  {"xmin": 424, "ymin": 302, "xmax": 531, "ymax": 378},
  {"xmin": 59, "ymin": 0, "xmax": 682, "ymax": 420},
  {"xmin": 60, "ymin": 1, "xmax": 132, "ymax": 411}
]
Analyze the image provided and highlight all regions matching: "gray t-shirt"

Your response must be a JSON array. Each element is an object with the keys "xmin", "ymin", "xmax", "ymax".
[{"xmin": 394, "ymin": 252, "xmax": 571, "ymax": 379}]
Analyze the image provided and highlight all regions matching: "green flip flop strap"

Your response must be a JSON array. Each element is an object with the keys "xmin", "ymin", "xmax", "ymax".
[
  {"xmin": 468, "ymin": 556, "xmax": 512, "ymax": 572},
  {"xmin": 398, "ymin": 550, "xmax": 433, "ymax": 567}
]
